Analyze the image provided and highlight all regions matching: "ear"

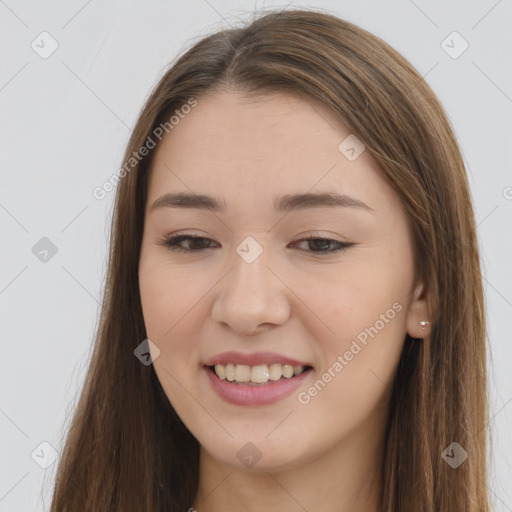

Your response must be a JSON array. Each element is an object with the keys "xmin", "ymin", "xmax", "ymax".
[{"xmin": 405, "ymin": 280, "xmax": 431, "ymax": 339}]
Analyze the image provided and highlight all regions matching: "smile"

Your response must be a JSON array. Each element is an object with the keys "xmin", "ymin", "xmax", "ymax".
[
  {"xmin": 204, "ymin": 364, "xmax": 313, "ymax": 405},
  {"xmin": 211, "ymin": 363, "xmax": 310, "ymax": 384}
]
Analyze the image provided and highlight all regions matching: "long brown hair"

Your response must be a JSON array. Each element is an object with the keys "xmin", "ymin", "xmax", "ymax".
[{"xmin": 48, "ymin": 8, "xmax": 489, "ymax": 511}]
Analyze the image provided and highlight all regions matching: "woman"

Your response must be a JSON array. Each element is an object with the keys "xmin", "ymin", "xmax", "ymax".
[{"xmin": 49, "ymin": 8, "xmax": 489, "ymax": 512}]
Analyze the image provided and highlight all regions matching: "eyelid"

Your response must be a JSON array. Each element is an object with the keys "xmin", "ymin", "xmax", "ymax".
[{"xmin": 156, "ymin": 233, "xmax": 353, "ymax": 255}]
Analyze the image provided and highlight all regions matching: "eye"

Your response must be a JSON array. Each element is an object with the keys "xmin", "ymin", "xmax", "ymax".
[
  {"xmin": 290, "ymin": 235, "xmax": 353, "ymax": 254},
  {"xmin": 157, "ymin": 235, "xmax": 219, "ymax": 253},
  {"xmin": 157, "ymin": 234, "xmax": 353, "ymax": 255}
]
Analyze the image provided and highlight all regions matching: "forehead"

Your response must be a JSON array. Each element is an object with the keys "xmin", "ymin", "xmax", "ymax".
[
  {"xmin": 155, "ymin": 90, "xmax": 355, "ymax": 167},
  {"xmin": 147, "ymin": 90, "xmax": 391, "ymax": 214}
]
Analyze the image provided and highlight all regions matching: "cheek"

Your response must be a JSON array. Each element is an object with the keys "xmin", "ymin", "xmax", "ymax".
[
  {"xmin": 139, "ymin": 261, "xmax": 206, "ymax": 412},
  {"xmin": 301, "ymin": 289, "xmax": 406, "ymax": 437},
  {"xmin": 139, "ymin": 266, "xmax": 173, "ymax": 339},
  {"xmin": 139, "ymin": 256, "xmax": 205, "ymax": 339},
  {"xmin": 320, "ymin": 263, "xmax": 408, "ymax": 344},
  {"xmin": 310, "ymin": 254, "xmax": 410, "ymax": 399},
  {"xmin": 138, "ymin": 259, "xmax": 203, "ymax": 393}
]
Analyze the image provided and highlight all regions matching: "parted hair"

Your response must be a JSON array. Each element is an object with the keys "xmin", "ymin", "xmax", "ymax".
[{"xmin": 49, "ymin": 8, "xmax": 489, "ymax": 512}]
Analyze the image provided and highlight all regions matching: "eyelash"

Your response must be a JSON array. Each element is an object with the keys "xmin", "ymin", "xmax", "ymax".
[{"xmin": 157, "ymin": 234, "xmax": 352, "ymax": 255}]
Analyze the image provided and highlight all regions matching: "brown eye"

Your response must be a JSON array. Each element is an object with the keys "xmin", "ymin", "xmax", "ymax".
[
  {"xmin": 158, "ymin": 234, "xmax": 352, "ymax": 255},
  {"xmin": 158, "ymin": 235, "xmax": 219, "ymax": 253},
  {"xmin": 291, "ymin": 236, "xmax": 352, "ymax": 254}
]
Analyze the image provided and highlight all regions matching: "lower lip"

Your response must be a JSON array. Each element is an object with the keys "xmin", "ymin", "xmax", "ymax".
[{"xmin": 204, "ymin": 366, "xmax": 313, "ymax": 406}]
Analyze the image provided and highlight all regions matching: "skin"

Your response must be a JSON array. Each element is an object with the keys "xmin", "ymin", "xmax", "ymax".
[{"xmin": 138, "ymin": 89, "xmax": 430, "ymax": 512}]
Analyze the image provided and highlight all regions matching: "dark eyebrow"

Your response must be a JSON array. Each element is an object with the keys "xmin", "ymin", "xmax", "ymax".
[
  {"xmin": 275, "ymin": 192, "xmax": 373, "ymax": 213},
  {"xmin": 150, "ymin": 191, "xmax": 373, "ymax": 214}
]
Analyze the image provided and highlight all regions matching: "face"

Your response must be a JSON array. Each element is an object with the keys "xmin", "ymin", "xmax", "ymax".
[{"xmin": 138, "ymin": 89, "xmax": 429, "ymax": 472}]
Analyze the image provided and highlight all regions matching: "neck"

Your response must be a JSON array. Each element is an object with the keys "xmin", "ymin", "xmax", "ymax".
[{"xmin": 191, "ymin": 410, "xmax": 386, "ymax": 512}]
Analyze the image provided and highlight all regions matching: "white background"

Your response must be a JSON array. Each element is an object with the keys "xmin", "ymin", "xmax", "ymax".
[{"xmin": 0, "ymin": 1, "xmax": 511, "ymax": 510}]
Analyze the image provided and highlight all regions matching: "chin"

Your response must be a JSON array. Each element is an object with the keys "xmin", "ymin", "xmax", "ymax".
[{"xmin": 199, "ymin": 435, "xmax": 312, "ymax": 474}]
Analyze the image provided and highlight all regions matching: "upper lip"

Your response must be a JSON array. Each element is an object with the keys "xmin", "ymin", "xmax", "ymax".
[{"xmin": 204, "ymin": 351, "xmax": 312, "ymax": 367}]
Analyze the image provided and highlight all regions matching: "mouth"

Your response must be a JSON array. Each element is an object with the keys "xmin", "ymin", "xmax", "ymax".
[
  {"xmin": 204, "ymin": 362, "xmax": 314, "ymax": 405},
  {"xmin": 206, "ymin": 363, "xmax": 314, "ymax": 386}
]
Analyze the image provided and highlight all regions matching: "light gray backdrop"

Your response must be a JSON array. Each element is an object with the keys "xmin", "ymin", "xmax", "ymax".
[{"xmin": 0, "ymin": 1, "xmax": 511, "ymax": 510}]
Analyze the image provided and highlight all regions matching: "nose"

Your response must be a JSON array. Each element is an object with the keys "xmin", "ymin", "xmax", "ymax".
[{"xmin": 211, "ymin": 250, "xmax": 291, "ymax": 336}]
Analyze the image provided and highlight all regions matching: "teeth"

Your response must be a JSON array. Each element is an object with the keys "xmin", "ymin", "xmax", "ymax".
[
  {"xmin": 269, "ymin": 363, "xmax": 282, "ymax": 381},
  {"xmin": 251, "ymin": 365, "xmax": 270, "ymax": 383},
  {"xmin": 282, "ymin": 364, "xmax": 294, "ymax": 378},
  {"xmin": 225, "ymin": 363, "xmax": 236, "ymax": 381},
  {"xmin": 235, "ymin": 365, "xmax": 251, "ymax": 382},
  {"xmin": 213, "ymin": 363, "xmax": 307, "ymax": 383}
]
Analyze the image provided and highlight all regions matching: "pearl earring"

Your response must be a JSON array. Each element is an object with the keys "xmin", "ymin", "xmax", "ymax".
[{"xmin": 420, "ymin": 321, "xmax": 430, "ymax": 329}]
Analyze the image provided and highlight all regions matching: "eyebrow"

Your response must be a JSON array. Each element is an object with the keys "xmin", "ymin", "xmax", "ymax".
[{"xmin": 150, "ymin": 191, "xmax": 373, "ymax": 214}]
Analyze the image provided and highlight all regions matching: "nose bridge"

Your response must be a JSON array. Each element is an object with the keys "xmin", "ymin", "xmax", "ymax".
[
  {"xmin": 227, "ymin": 239, "xmax": 275, "ymax": 305},
  {"xmin": 211, "ymin": 236, "xmax": 290, "ymax": 333}
]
